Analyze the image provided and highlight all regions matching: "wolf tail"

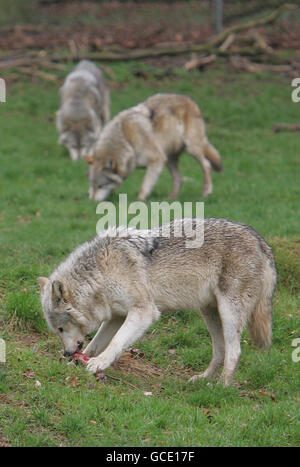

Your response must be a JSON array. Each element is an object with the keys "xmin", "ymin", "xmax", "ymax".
[
  {"xmin": 248, "ymin": 262, "xmax": 277, "ymax": 348},
  {"xmin": 204, "ymin": 141, "xmax": 223, "ymax": 172}
]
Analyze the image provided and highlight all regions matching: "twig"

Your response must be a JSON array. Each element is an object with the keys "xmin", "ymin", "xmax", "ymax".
[
  {"xmin": 106, "ymin": 373, "xmax": 142, "ymax": 391},
  {"xmin": 219, "ymin": 33, "xmax": 235, "ymax": 52},
  {"xmin": 273, "ymin": 123, "xmax": 300, "ymax": 133},
  {"xmin": 183, "ymin": 54, "xmax": 217, "ymax": 71},
  {"xmin": 252, "ymin": 31, "xmax": 274, "ymax": 54}
]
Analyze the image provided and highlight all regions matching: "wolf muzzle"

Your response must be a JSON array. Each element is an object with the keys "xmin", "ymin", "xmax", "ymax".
[{"xmin": 63, "ymin": 341, "xmax": 83, "ymax": 357}]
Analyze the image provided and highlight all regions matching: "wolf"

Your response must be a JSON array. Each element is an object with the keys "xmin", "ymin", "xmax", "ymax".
[
  {"xmin": 85, "ymin": 93, "xmax": 222, "ymax": 201},
  {"xmin": 38, "ymin": 218, "xmax": 276, "ymax": 386},
  {"xmin": 56, "ymin": 60, "xmax": 110, "ymax": 161}
]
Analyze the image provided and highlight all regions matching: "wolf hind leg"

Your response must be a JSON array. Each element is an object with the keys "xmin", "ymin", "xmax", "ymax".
[
  {"xmin": 184, "ymin": 118, "xmax": 213, "ymax": 197},
  {"xmin": 167, "ymin": 155, "xmax": 182, "ymax": 199},
  {"xmin": 189, "ymin": 306, "xmax": 224, "ymax": 382},
  {"xmin": 185, "ymin": 140, "xmax": 212, "ymax": 197},
  {"xmin": 216, "ymin": 296, "xmax": 248, "ymax": 386}
]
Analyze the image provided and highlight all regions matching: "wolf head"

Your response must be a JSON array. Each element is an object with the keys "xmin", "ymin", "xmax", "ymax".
[
  {"xmin": 56, "ymin": 106, "xmax": 102, "ymax": 162},
  {"xmin": 85, "ymin": 154, "xmax": 124, "ymax": 201},
  {"xmin": 38, "ymin": 277, "xmax": 92, "ymax": 356}
]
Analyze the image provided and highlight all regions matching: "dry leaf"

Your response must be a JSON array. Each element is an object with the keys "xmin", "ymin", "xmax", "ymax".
[
  {"xmin": 71, "ymin": 376, "xmax": 78, "ymax": 388},
  {"xmin": 22, "ymin": 368, "xmax": 35, "ymax": 379}
]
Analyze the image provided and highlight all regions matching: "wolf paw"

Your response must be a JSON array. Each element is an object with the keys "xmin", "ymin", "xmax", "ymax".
[
  {"xmin": 202, "ymin": 186, "xmax": 212, "ymax": 198},
  {"xmin": 188, "ymin": 371, "xmax": 214, "ymax": 382},
  {"xmin": 86, "ymin": 354, "xmax": 112, "ymax": 374},
  {"xmin": 188, "ymin": 373, "xmax": 206, "ymax": 383}
]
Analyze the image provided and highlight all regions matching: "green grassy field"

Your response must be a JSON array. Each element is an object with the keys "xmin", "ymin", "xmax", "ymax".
[{"xmin": 0, "ymin": 63, "xmax": 299, "ymax": 447}]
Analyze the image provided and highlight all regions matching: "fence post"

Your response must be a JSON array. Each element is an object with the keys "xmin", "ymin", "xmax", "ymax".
[{"xmin": 215, "ymin": 0, "xmax": 223, "ymax": 34}]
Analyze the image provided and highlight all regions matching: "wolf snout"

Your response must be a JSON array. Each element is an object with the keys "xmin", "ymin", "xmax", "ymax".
[{"xmin": 63, "ymin": 341, "xmax": 84, "ymax": 357}]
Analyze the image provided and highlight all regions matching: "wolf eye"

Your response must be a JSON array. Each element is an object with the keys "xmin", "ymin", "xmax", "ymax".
[{"xmin": 58, "ymin": 327, "xmax": 64, "ymax": 333}]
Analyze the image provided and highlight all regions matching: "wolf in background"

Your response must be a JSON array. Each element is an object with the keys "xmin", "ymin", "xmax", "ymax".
[
  {"xmin": 56, "ymin": 60, "xmax": 110, "ymax": 161},
  {"xmin": 85, "ymin": 93, "xmax": 222, "ymax": 201},
  {"xmin": 38, "ymin": 218, "xmax": 276, "ymax": 386}
]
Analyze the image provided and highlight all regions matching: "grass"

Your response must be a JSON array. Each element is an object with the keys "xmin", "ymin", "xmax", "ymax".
[{"xmin": 0, "ymin": 62, "xmax": 299, "ymax": 447}]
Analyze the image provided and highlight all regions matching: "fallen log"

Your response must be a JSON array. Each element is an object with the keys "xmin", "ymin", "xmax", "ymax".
[
  {"xmin": 18, "ymin": 66, "xmax": 58, "ymax": 82},
  {"xmin": 46, "ymin": 46, "xmax": 267, "ymax": 63},
  {"xmin": 230, "ymin": 55, "xmax": 292, "ymax": 73}
]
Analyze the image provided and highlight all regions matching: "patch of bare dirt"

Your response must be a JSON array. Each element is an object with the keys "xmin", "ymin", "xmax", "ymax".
[{"xmin": 110, "ymin": 350, "xmax": 192, "ymax": 382}]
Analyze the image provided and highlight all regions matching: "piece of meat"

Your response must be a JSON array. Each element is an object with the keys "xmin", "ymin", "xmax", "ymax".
[{"xmin": 71, "ymin": 352, "xmax": 90, "ymax": 366}]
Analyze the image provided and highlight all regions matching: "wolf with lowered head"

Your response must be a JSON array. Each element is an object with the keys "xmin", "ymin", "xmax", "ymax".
[
  {"xmin": 56, "ymin": 60, "xmax": 110, "ymax": 161},
  {"xmin": 86, "ymin": 93, "xmax": 222, "ymax": 201},
  {"xmin": 38, "ymin": 218, "xmax": 276, "ymax": 386}
]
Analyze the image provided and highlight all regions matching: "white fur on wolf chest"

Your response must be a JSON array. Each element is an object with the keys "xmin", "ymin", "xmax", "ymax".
[{"xmin": 105, "ymin": 280, "xmax": 137, "ymax": 317}]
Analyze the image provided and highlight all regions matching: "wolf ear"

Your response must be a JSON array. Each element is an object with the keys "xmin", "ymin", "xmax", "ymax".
[
  {"xmin": 52, "ymin": 280, "xmax": 67, "ymax": 302},
  {"xmin": 37, "ymin": 277, "xmax": 49, "ymax": 292},
  {"xmin": 85, "ymin": 154, "xmax": 95, "ymax": 165}
]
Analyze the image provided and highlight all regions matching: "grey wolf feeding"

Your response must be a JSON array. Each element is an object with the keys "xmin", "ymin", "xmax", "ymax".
[
  {"xmin": 56, "ymin": 60, "xmax": 110, "ymax": 161},
  {"xmin": 38, "ymin": 218, "xmax": 276, "ymax": 386},
  {"xmin": 86, "ymin": 93, "xmax": 222, "ymax": 201}
]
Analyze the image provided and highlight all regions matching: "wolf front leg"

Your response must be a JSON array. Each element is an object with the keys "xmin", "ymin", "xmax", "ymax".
[
  {"xmin": 138, "ymin": 161, "xmax": 165, "ymax": 201},
  {"xmin": 83, "ymin": 318, "xmax": 125, "ymax": 357},
  {"xmin": 86, "ymin": 306, "xmax": 159, "ymax": 374}
]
